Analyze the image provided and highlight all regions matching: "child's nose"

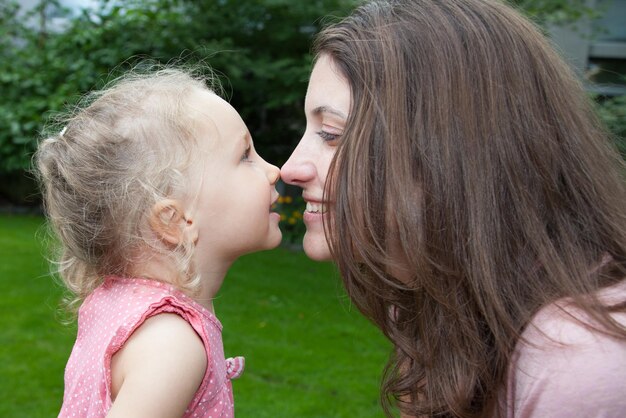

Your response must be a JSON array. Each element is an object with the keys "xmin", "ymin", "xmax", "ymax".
[{"xmin": 267, "ymin": 163, "xmax": 280, "ymax": 185}]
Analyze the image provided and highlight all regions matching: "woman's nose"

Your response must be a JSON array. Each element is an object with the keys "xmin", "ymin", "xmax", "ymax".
[{"xmin": 281, "ymin": 141, "xmax": 316, "ymax": 186}]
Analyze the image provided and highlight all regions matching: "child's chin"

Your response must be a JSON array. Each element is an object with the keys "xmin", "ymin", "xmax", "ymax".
[
  {"xmin": 254, "ymin": 230, "xmax": 282, "ymax": 252},
  {"xmin": 266, "ymin": 231, "xmax": 283, "ymax": 249}
]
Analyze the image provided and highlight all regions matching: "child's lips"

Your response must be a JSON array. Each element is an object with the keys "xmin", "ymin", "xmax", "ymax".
[
  {"xmin": 270, "ymin": 192, "xmax": 280, "ymax": 209},
  {"xmin": 270, "ymin": 212, "xmax": 281, "ymax": 222}
]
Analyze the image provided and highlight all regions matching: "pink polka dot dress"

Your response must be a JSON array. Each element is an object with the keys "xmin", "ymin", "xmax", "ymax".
[{"xmin": 58, "ymin": 277, "xmax": 244, "ymax": 418}]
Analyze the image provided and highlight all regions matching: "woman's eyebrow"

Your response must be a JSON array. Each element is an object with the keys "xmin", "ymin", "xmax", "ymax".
[{"xmin": 312, "ymin": 105, "xmax": 347, "ymax": 120}]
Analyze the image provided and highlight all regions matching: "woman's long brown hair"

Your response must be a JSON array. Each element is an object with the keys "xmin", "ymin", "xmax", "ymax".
[{"xmin": 314, "ymin": 0, "xmax": 626, "ymax": 416}]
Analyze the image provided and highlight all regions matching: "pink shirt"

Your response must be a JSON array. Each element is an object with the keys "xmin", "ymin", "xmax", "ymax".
[
  {"xmin": 502, "ymin": 280, "xmax": 626, "ymax": 418},
  {"xmin": 59, "ymin": 277, "xmax": 244, "ymax": 418}
]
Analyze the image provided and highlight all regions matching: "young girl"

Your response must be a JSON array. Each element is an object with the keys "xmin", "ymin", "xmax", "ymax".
[
  {"xmin": 36, "ymin": 67, "xmax": 281, "ymax": 417},
  {"xmin": 282, "ymin": 0, "xmax": 626, "ymax": 417}
]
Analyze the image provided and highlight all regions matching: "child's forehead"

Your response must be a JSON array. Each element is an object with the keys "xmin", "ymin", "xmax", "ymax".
[
  {"xmin": 189, "ymin": 90, "xmax": 242, "ymax": 123},
  {"xmin": 188, "ymin": 89, "xmax": 249, "ymax": 145}
]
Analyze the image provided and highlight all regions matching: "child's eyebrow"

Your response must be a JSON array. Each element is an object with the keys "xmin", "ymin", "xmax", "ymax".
[{"xmin": 239, "ymin": 132, "xmax": 252, "ymax": 154}]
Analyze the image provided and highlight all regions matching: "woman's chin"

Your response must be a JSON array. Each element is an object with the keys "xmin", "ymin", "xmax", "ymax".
[{"xmin": 303, "ymin": 231, "xmax": 332, "ymax": 261}]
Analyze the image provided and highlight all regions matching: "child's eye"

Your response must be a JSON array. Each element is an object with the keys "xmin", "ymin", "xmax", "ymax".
[
  {"xmin": 241, "ymin": 146, "xmax": 251, "ymax": 162},
  {"xmin": 316, "ymin": 130, "xmax": 341, "ymax": 142}
]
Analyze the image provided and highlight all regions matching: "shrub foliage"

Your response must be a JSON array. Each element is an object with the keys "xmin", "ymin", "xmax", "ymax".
[{"xmin": 0, "ymin": 0, "xmax": 624, "ymax": 203}]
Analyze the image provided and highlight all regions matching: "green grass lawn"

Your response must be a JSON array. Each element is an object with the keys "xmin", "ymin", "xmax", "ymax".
[{"xmin": 0, "ymin": 214, "xmax": 391, "ymax": 417}]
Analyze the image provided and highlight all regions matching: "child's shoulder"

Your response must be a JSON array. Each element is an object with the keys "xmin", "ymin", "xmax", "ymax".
[
  {"xmin": 84, "ymin": 276, "xmax": 193, "ymax": 316},
  {"xmin": 114, "ymin": 312, "xmax": 208, "ymax": 376},
  {"xmin": 96, "ymin": 276, "xmax": 175, "ymax": 299},
  {"xmin": 79, "ymin": 277, "xmax": 172, "ymax": 319},
  {"xmin": 108, "ymin": 313, "xmax": 208, "ymax": 416},
  {"xmin": 78, "ymin": 276, "xmax": 222, "ymax": 342}
]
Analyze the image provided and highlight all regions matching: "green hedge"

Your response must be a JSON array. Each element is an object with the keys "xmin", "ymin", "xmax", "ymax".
[{"xmin": 1, "ymin": 0, "xmax": 624, "ymax": 206}]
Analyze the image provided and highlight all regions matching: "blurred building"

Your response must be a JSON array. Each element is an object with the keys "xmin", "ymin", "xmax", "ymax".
[{"xmin": 549, "ymin": 0, "xmax": 626, "ymax": 95}]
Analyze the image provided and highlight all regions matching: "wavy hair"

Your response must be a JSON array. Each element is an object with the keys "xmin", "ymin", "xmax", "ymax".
[
  {"xmin": 35, "ymin": 66, "xmax": 218, "ymax": 312},
  {"xmin": 315, "ymin": 0, "xmax": 626, "ymax": 416}
]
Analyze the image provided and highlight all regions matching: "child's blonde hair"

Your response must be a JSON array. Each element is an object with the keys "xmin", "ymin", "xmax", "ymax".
[{"xmin": 35, "ymin": 66, "xmax": 218, "ymax": 310}]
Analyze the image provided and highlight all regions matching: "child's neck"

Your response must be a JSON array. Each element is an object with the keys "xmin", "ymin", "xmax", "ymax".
[
  {"xmin": 129, "ymin": 256, "xmax": 231, "ymax": 314},
  {"xmin": 193, "ymin": 262, "xmax": 232, "ymax": 313}
]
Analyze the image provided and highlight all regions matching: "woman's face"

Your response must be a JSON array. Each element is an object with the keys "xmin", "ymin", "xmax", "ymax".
[{"xmin": 281, "ymin": 54, "xmax": 351, "ymax": 261}]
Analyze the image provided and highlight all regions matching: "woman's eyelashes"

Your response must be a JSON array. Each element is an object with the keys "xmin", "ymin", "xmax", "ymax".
[{"xmin": 316, "ymin": 130, "xmax": 341, "ymax": 142}]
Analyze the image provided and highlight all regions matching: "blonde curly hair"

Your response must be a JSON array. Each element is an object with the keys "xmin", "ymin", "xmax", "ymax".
[{"xmin": 35, "ymin": 65, "xmax": 219, "ymax": 311}]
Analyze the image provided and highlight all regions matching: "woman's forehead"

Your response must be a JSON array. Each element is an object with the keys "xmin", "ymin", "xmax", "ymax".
[{"xmin": 306, "ymin": 55, "xmax": 351, "ymax": 115}]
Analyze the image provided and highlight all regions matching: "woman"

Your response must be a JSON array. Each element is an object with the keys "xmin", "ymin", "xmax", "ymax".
[{"xmin": 281, "ymin": 0, "xmax": 626, "ymax": 417}]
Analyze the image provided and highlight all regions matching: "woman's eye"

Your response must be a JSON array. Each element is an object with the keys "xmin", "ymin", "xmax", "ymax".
[{"xmin": 316, "ymin": 130, "xmax": 341, "ymax": 142}]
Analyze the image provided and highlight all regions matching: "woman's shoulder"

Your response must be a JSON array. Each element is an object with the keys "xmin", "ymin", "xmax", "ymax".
[
  {"xmin": 517, "ymin": 278, "xmax": 626, "ymax": 363},
  {"xmin": 524, "ymin": 278, "xmax": 626, "ymax": 345},
  {"xmin": 504, "ymin": 279, "xmax": 626, "ymax": 417}
]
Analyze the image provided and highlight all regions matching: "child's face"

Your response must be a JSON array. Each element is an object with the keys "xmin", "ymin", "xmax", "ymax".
[{"xmin": 189, "ymin": 90, "xmax": 281, "ymax": 265}]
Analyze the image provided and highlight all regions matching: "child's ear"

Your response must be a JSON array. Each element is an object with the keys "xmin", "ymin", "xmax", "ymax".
[{"xmin": 149, "ymin": 199, "xmax": 197, "ymax": 246}]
